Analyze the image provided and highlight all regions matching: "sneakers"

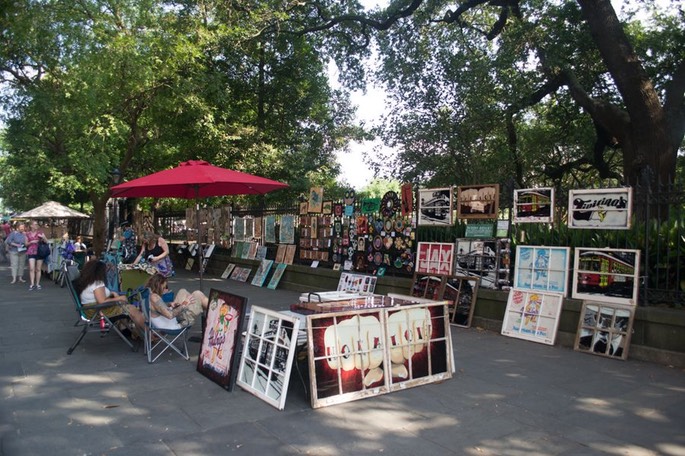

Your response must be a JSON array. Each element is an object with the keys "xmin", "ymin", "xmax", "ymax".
[
  {"xmin": 29, "ymin": 285, "xmax": 35, "ymax": 291},
  {"xmin": 36, "ymin": 285, "xmax": 42, "ymax": 290}
]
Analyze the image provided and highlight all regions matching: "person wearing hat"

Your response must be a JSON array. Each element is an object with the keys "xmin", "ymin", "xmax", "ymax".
[{"xmin": 119, "ymin": 221, "xmax": 138, "ymax": 264}]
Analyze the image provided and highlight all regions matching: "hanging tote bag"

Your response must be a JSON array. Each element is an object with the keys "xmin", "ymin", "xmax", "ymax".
[{"xmin": 37, "ymin": 240, "xmax": 51, "ymax": 260}]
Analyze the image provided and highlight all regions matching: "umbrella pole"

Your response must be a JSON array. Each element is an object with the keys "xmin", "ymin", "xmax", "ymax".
[{"xmin": 196, "ymin": 195, "xmax": 203, "ymax": 292}]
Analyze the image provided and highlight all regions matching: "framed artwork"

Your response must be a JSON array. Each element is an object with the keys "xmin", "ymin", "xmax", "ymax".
[
  {"xmin": 418, "ymin": 188, "xmax": 452, "ymax": 226},
  {"xmin": 284, "ymin": 244, "xmax": 296, "ymax": 265},
  {"xmin": 245, "ymin": 218, "xmax": 255, "ymax": 240},
  {"xmin": 307, "ymin": 309, "xmax": 389, "ymax": 408},
  {"xmin": 233, "ymin": 217, "xmax": 246, "ymax": 241},
  {"xmin": 574, "ymin": 301, "xmax": 635, "ymax": 360},
  {"xmin": 247, "ymin": 242, "xmax": 258, "ymax": 260},
  {"xmin": 386, "ymin": 302, "xmax": 452, "ymax": 391},
  {"xmin": 267, "ymin": 263, "xmax": 287, "ymax": 289},
  {"xmin": 308, "ymin": 187, "xmax": 324, "ymax": 213},
  {"xmin": 299, "ymin": 201, "xmax": 308, "ymax": 215},
  {"xmin": 501, "ymin": 289, "xmax": 564, "ymax": 345},
  {"xmin": 197, "ymin": 289, "xmax": 248, "ymax": 391},
  {"xmin": 185, "ymin": 257, "xmax": 194, "ymax": 271},
  {"xmin": 274, "ymin": 244, "xmax": 286, "ymax": 264},
  {"xmin": 568, "ymin": 187, "xmax": 633, "ymax": 229},
  {"xmin": 264, "ymin": 215, "xmax": 276, "ymax": 244},
  {"xmin": 279, "ymin": 215, "xmax": 295, "ymax": 244},
  {"xmin": 230, "ymin": 267, "xmax": 251, "ymax": 282},
  {"xmin": 455, "ymin": 238, "xmax": 498, "ymax": 288},
  {"xmin": 221, "ymin": 263, "xmax": 236, "ymax": 279},
  {"xmin": 415, "ymin": 242, "xmax": 454, "ymax": 275},
  {"xmin": 514, "ymin": 246, "xmax": 571, "ymax": 296},
  {"xmin": 337, "ymin": 273, "xmax": 377, "ymax": 295},
  {"xmin": 322, "ymin": 200, "xmax": 333, "ymax": 215},
  {"xmin": 237, "ymin": 306, "xmax": 301, "ymax": 409},
  {"xmin": 513, "ymin": 188, "xmax": 554, "ymax": 224},
  {"xmin": 442, "ymin": 275, "xmax": 480, "ymax": 327},
  {"xmin": 240, "ymin": 241, "xmax": 251, "ymax": 259},
  {"xmin": 572, "ymin": 247, "xmax": 640, "ymax": 305},
  {"xmin": 255, "ymin": 246, "xmax": 268, "ymax": 261},
  {"xmin": 457, "ymin": 184, "xmax": 500, "ymax": 219},
  {"xmin": 410, "ymin": 274, "xmax": 444, "ymax": 300},
  {"xmin": 251, "ymin": 259, "xmax": 274, "ymax": 287}
]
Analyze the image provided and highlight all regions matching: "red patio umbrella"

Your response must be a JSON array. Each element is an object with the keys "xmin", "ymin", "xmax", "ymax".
[{"xmin": 110, "ymin": 160, "xmax": 288, "ymax": 289}]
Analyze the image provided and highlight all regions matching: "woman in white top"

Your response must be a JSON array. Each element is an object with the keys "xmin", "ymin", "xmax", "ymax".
[
  {"xmin": 74, "ymin": 259, "xmax": 145, "ymax": 330},
  {"xmin": 145, "ymin": 273, "xmax": 208, "ymax": 330}
]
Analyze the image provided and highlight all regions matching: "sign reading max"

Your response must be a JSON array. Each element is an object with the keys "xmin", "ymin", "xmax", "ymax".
[{"xmin": 567, "ymin": 187, "xmax": 633, "ymax": 229}]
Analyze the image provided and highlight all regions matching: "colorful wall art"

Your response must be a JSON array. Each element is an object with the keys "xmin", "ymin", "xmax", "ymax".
[
  {"xmin": 567, "ymin": 187, "xmax": 633, "ymax": 229},
  {"xmin": 513, "ymin": 188, "xmax": 554, "ymax": 224},
  {"xmin": 418, "ymin": 188, "xmax": 453, "ymax": 226},
  {"xmin": 457, "ymin": 184, "xmax": 499, "ymax": 219},
  {"xmin": 197, "ymin": 289, "xmax": 248, "ymax": 391},
  {"xmin": 251, "ymin": 259, "xmax": 274, "ymax": 287},
  {"xmin": 514, "ymin": 246, "xmax": 570, "ymax": 296},
  {"xmin": 501, "ymin": 289, "xmax": 564, "ymax": 345},
  {"xmin": 237, "ymin": 306, "xmax": 301, "ymax": 409},
  {"xmin": 442, "ymin": 275, "xmax": 480, "ymax": 328},
  {"xmin": 572, "ymin": 247, "xmax": 640, "ymax": 305},
  {"xmin": 574, "ymin": 301, "xmax": 635, "ymax": 360}
]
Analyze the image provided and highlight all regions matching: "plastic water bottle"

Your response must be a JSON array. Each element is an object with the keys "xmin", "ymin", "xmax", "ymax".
[{"xmin": 100, "ymin": 315, "xmax": 106, "ymax": 331}]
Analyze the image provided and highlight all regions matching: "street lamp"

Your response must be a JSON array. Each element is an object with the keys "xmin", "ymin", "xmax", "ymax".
[{"xmin": 109, "ymin": 168, "xmax": 123, "ymax": 244}]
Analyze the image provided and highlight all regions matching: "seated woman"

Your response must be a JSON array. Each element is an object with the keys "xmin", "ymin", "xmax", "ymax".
[
  {"xmin": 145, "ymin": 273, "xmax": 208, "ymax": 330},
  {"xmin": 74, "ymin": 259, "xmax": 145, "ymax": 334},
  {"xmin": 134, "ymin": 231, "xmax": 174, "ymax": 277}
]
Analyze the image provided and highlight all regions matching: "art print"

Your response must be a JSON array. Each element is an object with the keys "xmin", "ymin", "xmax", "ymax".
[
  {"xmin": 197, "ymin": 289, "xmax": 248, "ymax": 391},
  {"xmin": 575, "ymin": 301, "xmax": 634, "ymax": 360},
  {"xmin": 247, "ymin": 242, "xmax": 258, "ymax": 260},
  {"xmin": 514, "ymin": 246, "xmax": 570, "ymax": 296},
  {"xmin": 501, "ymin": 289, "xmax": 564, "ymax": 345},
  {"xmin": 418, "ymin": 188, "xmax": 452, "ymax": 226},
  {"xmin": 244, "ymin": 217, "xmax": 255, "ymax": 240},
  {"xmin": 442, "ymin": 275, "xmax": 480, "ymax": 327},
  {"xmin": 264, "ymin": 215, "xmax": 276, "ymax": 244},
  {"xmin": 237, "ymin": 306, "xmax": 301, "ymax": 409},
  {"xmin": 337, "ymin": 273, "xmax": 377, "ymax": 295},
  {"xmin": 572, "ymin": 247, "xmax": 640, "ymax": 305},
  {"xmin": 455, "ymin": 238, "xmax": 499, "ymax": 289},
  {"xmin": 267, "ymin": 263, "xmax": 287, "ymax": 289},
  {"xmin": 568, "ymin": 187, "xmax": 633, "ymax": 229},
  {"xmin": 410, "ymin": 274, "xmax": 444, "ymax": 300},
  {"xmin": 415, "ymin": 242, "xmax": 454, "ymax": 275},
  {"xmin": 401, "ymin": 182, "xmax": 414, "ymax": 216},
  {"xmin": 361, "ymin": 198, "xmax": 381, "ymax": 214},
  {"xmin": 322, "ymin": 200, "xmax": 333, "ymax": 215},
  {"xmin": 284, "ymin": 244, "xmax": 296, "ymax": 265},
  {"xmin": 221, "ymin": 263, "xmax": 236, "ymax": 279},
  {"xmin": 274, "ymin": 244, "xmax": 286, "ymax": 263},
  {"xmin": 279, "ymin": 215, "xmax": 295, "ymax": 244},
  {"xmin": 233, "ymin": 217, "xmax": 246, "ymax": 241},
  {"xmin": 230, "ymin": 267, "xmax": 251, "ymax": 282},
  {"xmin": 386, "ymin": 302, "xmax": 452, "ymax": 391},
  {"xmin": 251, "ymin": 259, "xmax": 274, "ymax": 287},
  {"xmin": 308, "ymin": 187, "xmax": 324, "ymax": 213},
  {"xmin": 457, "ymin": 184, "xmax": 500, "ymax": 219},
  {"xmin": 513, "ymin": 188, "xmax": 554, "ymax": 224},
  {"xmin": 307, "ymin": 309, "xmax": 389, "ymax": 408},
  {"xmin": 299, "ymin": 201, "xmax": 308, "ymax": 215}
]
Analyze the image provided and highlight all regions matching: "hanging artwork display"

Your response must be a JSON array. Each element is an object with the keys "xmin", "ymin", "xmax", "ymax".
[
  {"xmin": 442, "ymin": 275, "xmax": 480, "ymax": 328},
  {"xmin": 251, "ymin": 259, "xmax": 274, "ymax": 287},
  {"xmin": 246, "ymin": 242, "xmax": 258, "ymax": 260},
  {"xmin": 299, "ymin": 201, "xmax": 308, "ymax": 215},
  {"xmin": 361, "ymin": 198, "xmax": 381, "ymax": 214},
  {"xmin": 455, "ymin": 238, "xmax": 510, "ymax": 289},
  {"xmin": 501, "ymin": 289, "xmax": 564, "ymax": 345},
  {"xmin": 264, "ymin": 215, "xmax": 276, "ymax": 244},
  {"xmin": 514, "ymin": 246, "xmax": 571, "ymax": 296},
  {"xmin": 513, "ymin": 188, "xmax": 554, "ymax": 224},
  {"xmin": 255, "ymin": 245, "xmax": 268, "ymax": 261},
  {"xmin": 267, "ymin": 263, "xmax": 287, "ymax": 289},
  {"xmin": 380, "ymin": 191, "xmax": 401, "ymax": 218},
  {"xmin": 457, "ymin": 184, "xmax": 500, "ymax": 219},
  {"xmin": 574, "ymin": 301, "xmax": 635, "ymax": 360},
  {"xmin": 418, "ymin": 188, "xmax": 452, "ymax": 226},
  {"xmin": 279, "ymin": 215, "xmax": 295, "ymax": 244},
  {"xmin": 308, "ymin": 187, "xmax": 324, "ymax": 213},
  {"xmin": 244, "ymin": 218, "xmax": 254, "ymax": 240},
  {"xmin": 233, "ymin": 217, "xmax": 246, "ymax": 241},
  {"xmin": 197, "ymin": 289, "xmax": 248, "ymax": 391},
  {"xmin": 343, "ymin": 190, "xmax": 356, "ymax": 216},
  {"xmin": 567, "ymin": 187, "xmax": 633, "ymax": 229},
  {"xmin": 572, "ymin": 247, "xmax": 640, "ymax": 305},
  {"xmin": 415, "ymin": 242, "xmax": 454, "ymax": 275},
  {"xmin": 401, "ymin": 183, "xmax": 414, "ymax": 216},
  {"xmin": 237, "ymin": 306, "xmax": 301, "ymax": 409},
  {"xmin": 322, "ymin": 201, "xmax": 333, "ymax": 215}
]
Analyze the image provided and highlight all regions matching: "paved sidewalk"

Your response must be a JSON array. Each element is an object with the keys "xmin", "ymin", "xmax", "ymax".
[{"xmin": 0, "ymin": 264, "xmax": 683, "ymax": 456}]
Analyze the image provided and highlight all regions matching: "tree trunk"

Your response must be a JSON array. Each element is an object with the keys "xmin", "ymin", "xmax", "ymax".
[{"xmin": 91, "ymin": 197, "xmax": 109, "ymax": 258}]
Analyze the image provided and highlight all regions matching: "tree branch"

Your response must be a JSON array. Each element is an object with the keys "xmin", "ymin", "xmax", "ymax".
[{"xmin": 663, "ymin": 58, "xmax": 685, "ymax": 146}]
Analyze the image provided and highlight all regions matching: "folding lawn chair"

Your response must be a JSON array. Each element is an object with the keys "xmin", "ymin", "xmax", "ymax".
[
  {"xmin": 139, "ymin": 288, "xmax": 192, "ymax": 363},
  {"xmin": 66, "ymin": 265, "xmax": 137, "ymax": 355}
]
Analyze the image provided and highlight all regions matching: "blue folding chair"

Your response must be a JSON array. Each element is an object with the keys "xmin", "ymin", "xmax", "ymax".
[{"xmin": 139, "ymin": 288, "xmax": 192, "ymax": 363}]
